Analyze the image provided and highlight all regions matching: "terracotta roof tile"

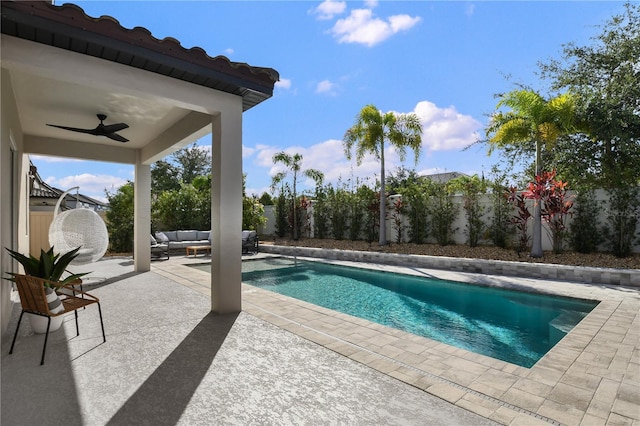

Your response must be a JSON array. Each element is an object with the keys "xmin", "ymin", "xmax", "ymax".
[{"xmin": 1, "ymin": 0, "xmax": 279, "ymax": 110}]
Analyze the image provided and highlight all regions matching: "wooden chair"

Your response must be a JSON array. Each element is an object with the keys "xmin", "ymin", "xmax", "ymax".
[{"xmin": 9, "ymin": 274, "xmax": 106, "ymax": 365}]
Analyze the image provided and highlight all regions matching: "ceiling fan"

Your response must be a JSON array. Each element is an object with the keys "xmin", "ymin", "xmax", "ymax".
[{"xmin": 47, "ymin": 114, "xmax": 129, "ymax": 142}]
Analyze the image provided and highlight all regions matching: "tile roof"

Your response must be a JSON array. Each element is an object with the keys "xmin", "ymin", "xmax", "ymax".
[{"xmin": 1, "ymin": 1, "xmax": 279, "ymax": 111}]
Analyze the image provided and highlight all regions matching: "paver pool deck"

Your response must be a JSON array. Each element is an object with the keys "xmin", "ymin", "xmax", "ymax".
[
  {"xmin": 2, "ymin": 252, "xmax": 637, "ymax": 425},
  {"xmin": 153, "ymin": 252, "xmax": 640, "ymax": 426}
]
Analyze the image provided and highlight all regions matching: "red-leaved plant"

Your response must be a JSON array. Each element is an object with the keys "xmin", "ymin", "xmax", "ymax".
[{"xmin": 523, "ymin": 170, "xmax": 574, "ymax": 254}]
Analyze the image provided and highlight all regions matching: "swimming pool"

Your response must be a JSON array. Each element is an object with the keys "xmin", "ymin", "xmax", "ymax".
[{"xmin": 193, "ymin": 257, "xmax": 598, "ymax": 367}]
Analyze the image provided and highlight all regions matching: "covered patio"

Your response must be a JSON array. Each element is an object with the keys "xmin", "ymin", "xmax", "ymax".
[{"xmin": 1, "ymin": 1, "xmax": 278, "ymax": 336}]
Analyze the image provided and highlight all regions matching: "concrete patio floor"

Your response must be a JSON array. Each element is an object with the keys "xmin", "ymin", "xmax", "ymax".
[
  {"xmin": 2, "ymin": 254, "xmax": 496, "ymax": 425},
  {"xmin": 2, "ymin": 252, "xmax": 639, "ymax": 425}
]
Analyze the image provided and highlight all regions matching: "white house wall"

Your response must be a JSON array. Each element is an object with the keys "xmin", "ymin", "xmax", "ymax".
[{"xmin": 0, "ymin": 69, "xmax": 29, "ymax": 337}]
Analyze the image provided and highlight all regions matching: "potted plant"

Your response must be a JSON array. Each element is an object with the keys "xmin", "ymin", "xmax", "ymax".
[{"xmin": 5, "ymin": 246, "xmax": 89, "ymax": 333}]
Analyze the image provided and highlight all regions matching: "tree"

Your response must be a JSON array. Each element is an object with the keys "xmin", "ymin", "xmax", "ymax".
[
  {"xmin": 343, "ymin": 104, "xmax": 423, "ymax": 246},
  {"xmin": 105, "ymin": 182, "xmax": 134, "ymax": 252},
  {"xmin": 270, "ymin": 151, "xmax": 324, "ymax": 240},
  {"xmin": 151, "ymin": 160, "xmax": 180, "ymax": 198},
  {"xmin": 242, "ymin": 174, "xmax": 267, "ymax": 231},
  {"xmin": 386, "ymin": 166, "xmax": 422, "ymax": 195},
  {"xmin": 258, "ymin": 192, "xmax": 273, "ymax": 206},
  {"xmin": 449, "ymin": 175, "xmax": 488, "ymax": 247},
  {"xmin": 539, "ymin": 3, "xmax": 640, "ymax": 189},
  {"xmin": 172, "ymin": 143, "xmax": 211, "ymax": 184},
  {"xmin": 152, "ymin": 182, "xmax": 209, "ymax": 231},
  {"xmin": 485, "ymin": 89, "xmax": 577, "ymax": 257}
]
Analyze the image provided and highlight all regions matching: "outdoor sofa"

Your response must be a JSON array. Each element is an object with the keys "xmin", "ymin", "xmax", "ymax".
[
  {"xmin": 152, "ymin": 230, "xmax": 259, "ymax": 255},
  {"xmin": 154, "ymin": 230, "xmax": 211, "ymax": 252}
]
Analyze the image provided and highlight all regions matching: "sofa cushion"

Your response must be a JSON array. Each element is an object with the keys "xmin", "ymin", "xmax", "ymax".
[
  {"xmin": 155, "ymin": 232, "xmax": 169, "ymax": 243},
  {"xmin": 177, "ymin": 230, "xmax": 198, "ymax": 241},
  {"xmin": 163, "ymin": 231, "xmax": 178, "ymax": 241},
  {"xmin": 197, "ymin": 231, "xmax": 210, "ymax": 241}
]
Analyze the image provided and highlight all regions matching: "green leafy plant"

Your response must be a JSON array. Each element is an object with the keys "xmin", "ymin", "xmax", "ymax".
[
  {"xmin": 488, "ymin": 172, "xmax": 512, "ymax": 249},
  {"xmin": 506, "ymin": 186, "xmax": 532, "ymax": 255},
  {"xmin": 390, "ymin": 197, "xmax": 406, "ymax": 244},
  {"xmin": 569, "ymin": 189, "xmax": 602, "ymax": 253},
  {"xmin": 430, "ymin": 182, "xmax": 458, "ymax": 246},
  {"xmin": 5, "ymin": 246, "xmax": 88, "ymax": 287},
  {"xmin": 450, "ymin": 175, "xmax": 488, "ymax": 248},
  {"xmin": 403, "ymin": 182, "xmax": 430, "ymax": 244},
  {"xmin": 602, "ymin": 186, "xmax": 639, "ymax": 258}
]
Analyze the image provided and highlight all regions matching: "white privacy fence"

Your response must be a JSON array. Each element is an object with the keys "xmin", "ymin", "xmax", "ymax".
[{"xmin": 259, "ymin": 189, "xmax": 640, "ymax": 253}]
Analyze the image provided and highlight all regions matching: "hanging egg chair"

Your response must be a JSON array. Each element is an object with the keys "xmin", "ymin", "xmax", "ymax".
[{"xmin": 48, "ymin": 187, "xmax": 109, "ymax": 265}]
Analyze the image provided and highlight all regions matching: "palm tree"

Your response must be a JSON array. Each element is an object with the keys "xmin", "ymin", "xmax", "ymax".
[
  {"xmin": 486, "ymin": 89, "xmax": 577, "ymax": 257},
  {"xmin": 270, "ymin": 151, "xmax": 324, "ymax": 240},
  {"xmin": 343, "ymin": 104, "xmax": 423, "ymax": 246}
]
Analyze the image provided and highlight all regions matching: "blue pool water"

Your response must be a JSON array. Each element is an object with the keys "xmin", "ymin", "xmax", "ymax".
[{"xmin": 194, "ymin": 258, "xmax": 598, "ymax": 367}]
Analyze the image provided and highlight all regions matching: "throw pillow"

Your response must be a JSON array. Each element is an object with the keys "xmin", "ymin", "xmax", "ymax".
[{"xmin": 155, "ymin": 232, "xmax": 170, "ymax": 243}]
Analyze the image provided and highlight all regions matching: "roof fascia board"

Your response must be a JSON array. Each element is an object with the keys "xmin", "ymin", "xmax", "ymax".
[{"xmin": 1, "ymin": 4, "xmax": 276, "ymax": 100}]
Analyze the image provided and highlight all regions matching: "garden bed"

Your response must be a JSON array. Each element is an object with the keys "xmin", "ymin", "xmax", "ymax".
[{"xmin": 265, "ymin": 238, "xmax": 640, "ymax": 270}]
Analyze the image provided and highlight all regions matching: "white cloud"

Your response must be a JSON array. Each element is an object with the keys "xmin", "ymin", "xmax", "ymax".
[
  {"xmin": 245, "ymin": 185, "xmax": 271, "ymax": 198},
  {"xmin": 315, "ymin": 79, "xmax": 337, "ymax": 96},
  {"xmin": 330, "ymin": 8, "xmax": 421, "ymax": 47},
  {"xmin": 416, "ymin": 167, "xmax": 443, "ymax": 176},
  {"xmin": 30, "ymin": 154, "xmax": 82, "ymax": 163},
  {"xmin": 413, "ymin": 101, "xmax": 482, "ymax": 152},
  {"xmin": 253, "ymin": 139, "xmax": 406, "ymax": 192},
  {"xmin": 313, "ymin": 0, "xmax": 346, "ymax": 20},
  {"xmin": 246, "ymin": 100, "xmax": 481, "ymax": 194},
  {"xmin": 243, "ymin": 145, "xmax": 256, "ymax": 158},
  {"xmin": 275, "ymin": 78, "xmax": 292, "ymax": 90},
  {"xmin": 224, "ymin": 48, "xmax": 234, "ymax": 55},
  {"xmin": 47, "ymin": 173, "xmax": 129, "ymax": 202}
]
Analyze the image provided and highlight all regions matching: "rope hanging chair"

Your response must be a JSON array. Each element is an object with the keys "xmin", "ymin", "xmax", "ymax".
[{"xmin": 48, "ymin": 187, "xmax": 109, "ymax": 265}]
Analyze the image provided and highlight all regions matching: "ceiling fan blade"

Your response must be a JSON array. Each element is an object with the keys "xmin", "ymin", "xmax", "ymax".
[
  {"xmin": 102, "ymin": 123, "xmax": 129, "ymax": 133},
  {"xmin": 106, "ymin": 132, "xmax": 129, "ymax": 143},
  {"xmin": 46, "ymin": 124, "xmax": 94, "ymax": 134}
]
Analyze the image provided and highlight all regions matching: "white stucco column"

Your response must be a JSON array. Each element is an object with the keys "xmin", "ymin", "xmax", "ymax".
[
  {"xmin": 134, "ymin": 162, "xmax": 151, "ymax": 272},
  {"xmin": 211, "ymin": 109, "xmax": 242, "ymax": 313}
]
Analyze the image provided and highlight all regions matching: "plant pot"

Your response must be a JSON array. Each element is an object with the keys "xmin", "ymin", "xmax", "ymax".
[
  {"xmin": 28, "ymin": 313, "xmax": 64, "ymax": 334},
  {"xmin": 28, "ymin": 286, "xmax": 65, "ymax": 333}
]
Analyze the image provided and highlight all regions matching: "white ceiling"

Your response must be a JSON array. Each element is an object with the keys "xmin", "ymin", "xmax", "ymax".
[{"xmin": 12, "ymin": 70, "xmax": 192, "ymax": 150}]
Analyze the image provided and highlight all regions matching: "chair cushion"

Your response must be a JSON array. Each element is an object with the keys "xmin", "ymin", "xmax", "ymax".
[
  {"xmin": 150, "ymin": 234, "xmax": 157, "ymax": 245},
  {"xmin": 242, "ymin": 230, "xmax": 251, "ymax": 240},
  {"xmin": 155, "ymin": 232, "xmax": 170, "ymax": 243}
]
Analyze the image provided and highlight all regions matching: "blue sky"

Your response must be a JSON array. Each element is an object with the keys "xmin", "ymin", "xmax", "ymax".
[{"xmin": 33, "ymin": 1, "xmax": 625, "ymax": 202}]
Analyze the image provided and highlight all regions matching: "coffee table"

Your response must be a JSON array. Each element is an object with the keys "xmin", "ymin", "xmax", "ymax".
[{"xmin": 186, "ymin": 245, "xmax": 211, "ymax": 257}]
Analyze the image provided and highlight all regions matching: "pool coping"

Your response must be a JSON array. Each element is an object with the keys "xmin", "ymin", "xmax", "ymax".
[
  {"xmin": 259, "ymin": 245, "xmax": 640, "ymax": 288},
  {"xmin": 153, "ymin": 253, "xmax": 640, "ymax": 426}
]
